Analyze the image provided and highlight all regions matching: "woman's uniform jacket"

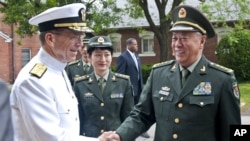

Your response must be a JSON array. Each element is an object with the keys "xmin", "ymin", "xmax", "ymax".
[{"xmin": 74, "ymin": 71, "xmax": 134, "ymax": 137}]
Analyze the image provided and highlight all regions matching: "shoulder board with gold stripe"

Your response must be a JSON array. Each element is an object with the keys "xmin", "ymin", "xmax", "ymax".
[
  {"xmin": 74, "ymin": 75, "xmax": 89, "ymax": 82},
  {"xmin": 115, "ymin": 73, "xmax": 130, "ymax": 79},
  {"xmin": 67, "ymin": 60, "xmax": 80, "ymax": 66},
  {"xmin": 29, "ymin": 63, "xmax": 47, "ymax": 78},
  {"xmin": 209, "ymin": 62, "xmax": 234, "ymax": 74},
  {"xmin": 152, "ymin": 60, "xmax": 174, "ymax": 69}
]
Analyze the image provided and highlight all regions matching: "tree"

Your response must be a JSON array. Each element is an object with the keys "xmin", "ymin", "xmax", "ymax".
[
  {"xmin": 216, "ymin": 30, "xmax": 250, "ymax": 81},
  {"xmin": 123, "ymin": 0, "xmax": 250, "ymax": 61},
  {"xmin": 200, "ymin": 0, "xmax": 250, "ymax": 31},
  {"xmin": 124, "ymin": 0, "xmax": 182, "ymax": 61},
  {"xmin": 1, "ymin": 0, "xmax": 249, "ymax": 61},
  {"xmin": 0, "ymin": 0, "xmax": 123, "ymax": 38}
]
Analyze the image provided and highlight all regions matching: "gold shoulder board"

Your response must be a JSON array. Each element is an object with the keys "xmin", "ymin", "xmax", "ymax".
[
  {"xmin": 115, "ymin": 73, "xmax": 129, "ymax": 79},
  {"xmin": 29, "ymin": 63, "xmax": 47, "ymax": 78},
  {"xmin": 153, "ymin": 60, "xmax": 174, "ymax": 68},
  {"xmin": 67, "ymin": 60, "xmax": 80, "ymax": 66},
  {"xmin": 75, "ymin": 75, "xmax": 89, "ymax": 82},
  {"xmin": 209, "ymin": 62, "xmax": 233, "ymax": 74}
]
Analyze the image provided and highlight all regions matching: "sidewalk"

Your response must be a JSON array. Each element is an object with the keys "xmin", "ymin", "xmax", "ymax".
[{"xmin": 136, "ymin": 115, "xmax": 250, "ymax": 141}]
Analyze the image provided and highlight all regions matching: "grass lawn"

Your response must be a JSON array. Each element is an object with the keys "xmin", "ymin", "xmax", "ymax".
[{"xmin": 239, "ymin": 82, "xmax": 250, "ymax": 113}]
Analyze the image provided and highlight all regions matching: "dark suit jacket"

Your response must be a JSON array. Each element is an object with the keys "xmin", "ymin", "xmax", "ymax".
[
  {"xmin": 65, "ymin": 59, "xmax": 93, "ymax": 86},
  {"xmin": 73, "ymin": 71, "xmax": 134, "ymax": 137},
  {"xmin": 0, "ymin": 79, "xmax": 13, "ymax": 141},
  {"xmin": 116, "ymin": 56, "xmax": 241, "ymax": 141},
  {"xmin": 116, "ymin": 50, "xmax": 143, "ymax": 99}
]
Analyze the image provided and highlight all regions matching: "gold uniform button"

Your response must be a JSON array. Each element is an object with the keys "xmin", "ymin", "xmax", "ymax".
[
  {"xmin": 173, "ymin": 134, "xmax": 178, "ymax": 139},
  {"xmin": 200, "ymin": 102, "xmax": 204, "ymax": 106},
  {"xmin": 178, "ymin": 103, "xmax": 183, "ymax": 108},
  {"xmin": 100, "ymin": 103, "xmax": 104, "ymax": 106},
  {"xmin": 100, "ymin": 116, "xmax": 104, "ymax": 120},
  {"xmin": 100, "ymin": 129, "xmax": 104, "ymax": 133},
  {"xmin": 160, "ymin": 97, "xmax": 163, "ymax": 101},
  {"xmin": 174, "ymin": 118, "xmax": 180, "ymax": 124}
]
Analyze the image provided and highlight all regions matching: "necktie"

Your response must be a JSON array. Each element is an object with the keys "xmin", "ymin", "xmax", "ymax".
[
  {"xmin": 181, "ymin": 69, "xmax": 190, "ymax": 87},
  {"xmin": 98, "ymin": 77, "xmax": 105, "ymax": 94},
  {"xmin": 84, "ymin": 64, "xmax": 89, "ymax": 73}
]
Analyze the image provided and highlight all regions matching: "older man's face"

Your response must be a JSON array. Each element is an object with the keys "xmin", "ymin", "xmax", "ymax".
[{"xmin": 171, "ymin": 31, "xmax": 206, "ymax": 68}]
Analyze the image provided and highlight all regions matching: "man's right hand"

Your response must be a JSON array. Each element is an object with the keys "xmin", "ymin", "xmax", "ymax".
[{"xmin": 98, "ymin": 131, "xmax": 121, "ymax": 141}]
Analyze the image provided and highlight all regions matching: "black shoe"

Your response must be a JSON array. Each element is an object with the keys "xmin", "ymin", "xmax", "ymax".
[{"xmin": 140, "ymin": 132, "xmax": 150, "ymax": 138}]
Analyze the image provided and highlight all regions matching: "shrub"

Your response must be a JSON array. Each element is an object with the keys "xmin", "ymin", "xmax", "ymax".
[{"xmin": 216, "ymin": 30, "xmax": 250, "ymax": 81}]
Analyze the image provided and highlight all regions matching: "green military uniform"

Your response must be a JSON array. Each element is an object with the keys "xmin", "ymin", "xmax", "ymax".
[
  {"xmin": 65, "ymin": 60, "xmax": 93, "ymax": 86},
  {"xmin": 74, "ymin": 71, "xmax": 134, "ymax": 137},
  {"xmin": 115, "ymin": 5, "xmax": 241, "ymax": 141},
  {"xmin": 116, "ymin": 56, "xmax": 241, "ymax": 141}
]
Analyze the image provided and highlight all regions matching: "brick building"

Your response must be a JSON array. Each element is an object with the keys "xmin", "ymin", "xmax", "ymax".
[{"xmin": 0, "ymin": 18, "xmax": 218, "ymax": 84}]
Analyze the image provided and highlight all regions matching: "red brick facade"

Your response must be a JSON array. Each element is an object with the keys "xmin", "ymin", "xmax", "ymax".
[{"xmin": 0, "ymin": 15, "xmax": 218, "ymax": 84}]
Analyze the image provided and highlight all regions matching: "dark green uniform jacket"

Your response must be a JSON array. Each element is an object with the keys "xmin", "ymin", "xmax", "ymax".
[
  {"xmin": 74, "ymin": 71, "xmax": 134, "ymax": 137},
  {"xmin": 116, "ymin": 56, "xmax": 241, "ymax": 141},
  {"xmin": 65, "ymin": 59, "xmax": 94, "ymax": 86}
]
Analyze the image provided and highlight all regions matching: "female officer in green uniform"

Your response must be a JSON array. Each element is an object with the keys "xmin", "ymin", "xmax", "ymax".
[{"xmin": 73, "ymin": 36, "xmax": 134, "ymax": 138}]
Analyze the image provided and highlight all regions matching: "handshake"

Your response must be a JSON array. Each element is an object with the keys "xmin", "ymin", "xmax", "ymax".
[{"xmin": 98, "ymin": 131, "xmax": 121, "ymax": 141}]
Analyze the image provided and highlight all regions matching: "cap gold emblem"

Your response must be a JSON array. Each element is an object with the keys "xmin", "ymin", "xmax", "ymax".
[
  {"xmin": 80, "ymin": 9, "xmax": 86, "ymax": 21},
  {"xmin": 97, "ymin": 37, "xmax": 104, "ymax": 43},
  {"xmin": 178, "ymin": 8, "xmax": 186, "ymax": 18}
]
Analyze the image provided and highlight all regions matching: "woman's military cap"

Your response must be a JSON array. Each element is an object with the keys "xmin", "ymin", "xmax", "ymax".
[
  {"xmin": 29, "ymin": 3, "xmax": 93, "ymax": 32},
  {"xmin": 87, "ymin": 36, "xmax": 113, "ymax": 52},
  {"xmin": 170, "ymin": 5, "xmax": 216, "ymax": 38}
]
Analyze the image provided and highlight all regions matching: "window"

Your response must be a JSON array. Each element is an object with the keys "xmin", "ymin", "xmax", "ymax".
[
  {"xmin": 22, "ymin": 48, "xmax": 31, "ymax": 67},
  {"xmin": 142, "ymin": 37, "xmax": 153, "ymax": 53},
  {"xmin": 108, "ymin": 33, "xmax": 121, "ymax": 57},
  {"xmin": 139, "ymin": 31, "xmax": 155, "ymax": 56}
]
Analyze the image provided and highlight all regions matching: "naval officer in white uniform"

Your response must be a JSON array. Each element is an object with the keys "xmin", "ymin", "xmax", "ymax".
[{"xmin": 10, "ymin": 3, "xmax": 105, "ymax": 141}]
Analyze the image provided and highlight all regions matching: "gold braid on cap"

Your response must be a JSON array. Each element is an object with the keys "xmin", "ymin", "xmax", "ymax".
[
  {"xmin": 54, "ymin": 23, "xmax": 86, "ymax": 28},
  {"xmin": 173, "ymin": 21, "xmax": 206, "ymax": 34}
]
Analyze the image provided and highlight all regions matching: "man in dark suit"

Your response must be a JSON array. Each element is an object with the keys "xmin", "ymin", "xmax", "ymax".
[
  {"xmin": 116, "ymin": 38, "xmax": 150, "ymax": 138},
  {"xmin": 65, "ymin": 33, "xmax": 94, "ymax": 86},
  {"xmin": 74, "ymin": 36, "xmax": 134, "ymax": 138},
  {"xmin": 0, "ymin": 79, "xmax": 13, "ymax": 141},
  {"xmin": 102, "ymin": 5, "xmax": 241, "ymax": 141}
]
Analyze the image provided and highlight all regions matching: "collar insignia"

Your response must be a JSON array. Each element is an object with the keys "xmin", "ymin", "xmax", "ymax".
[{"xmin": 200, "ymin": 65, "xmax": 206, "ymax": 72}]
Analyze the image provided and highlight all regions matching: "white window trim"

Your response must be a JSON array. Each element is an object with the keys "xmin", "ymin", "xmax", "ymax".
[
  {"xmin": 108, "ymin": 33, "xmax": 122, "ymax": 54},
  {"xmin": 139, "ymin": 31, "xmax": 155, "ymax": 54}
]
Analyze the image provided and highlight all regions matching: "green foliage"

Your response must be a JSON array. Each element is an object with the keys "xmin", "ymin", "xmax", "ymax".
[
  {"xmin": 0, "ymin": 0, "xmax": 123, "ymax": 37},
  {"xmin": 141, "ymin": 64, "xmax": 153, "ymax": 84},
  {"xmin": 216, "ymin": 30, "xmax": 250, "ymax": 81},
  {"xmin": 200, "ymin": 0, "xmax": 250, "ymax": 29}
]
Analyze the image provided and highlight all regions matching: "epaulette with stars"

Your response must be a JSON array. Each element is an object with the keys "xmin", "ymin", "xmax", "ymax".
[
  {"xmin": 152, "ymin": 60, "xmax": 174, "ymax": 69},
  {"xmin": 74, "ymin": 75, "xmax": 89, "ymax": 83},
  {"xmin": 209, "ymin": 62, "xmax": 234, "ymax": 74},
  {"xmin": 115, "ymin": 73, "xmax": 130, "ymax": 80},
  {"xmin": 67, "ymin": 60, "xmax": 80, "ymax": 66}
]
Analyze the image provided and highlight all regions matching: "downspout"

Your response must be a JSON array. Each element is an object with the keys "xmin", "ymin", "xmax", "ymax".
[{"xmin": 11, "ymin": 24, "xmax": 15, "ymax": 84}]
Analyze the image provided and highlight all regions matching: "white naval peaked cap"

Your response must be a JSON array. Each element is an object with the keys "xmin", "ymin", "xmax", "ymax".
[{"xmin": 29, "ymin": 3, "xmax": 93, "ymax": 32}]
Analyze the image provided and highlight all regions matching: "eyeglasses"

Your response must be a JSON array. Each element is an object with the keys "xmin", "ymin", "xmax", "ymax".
[{"xmin": 51, "ymin": 32, "xmax": 84, "ymax": 42}]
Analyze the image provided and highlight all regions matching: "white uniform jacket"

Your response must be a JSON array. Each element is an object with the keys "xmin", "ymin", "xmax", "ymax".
[{"xmin": 10, "ymin": 48, "xmax": 98, "ymax": 141}]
